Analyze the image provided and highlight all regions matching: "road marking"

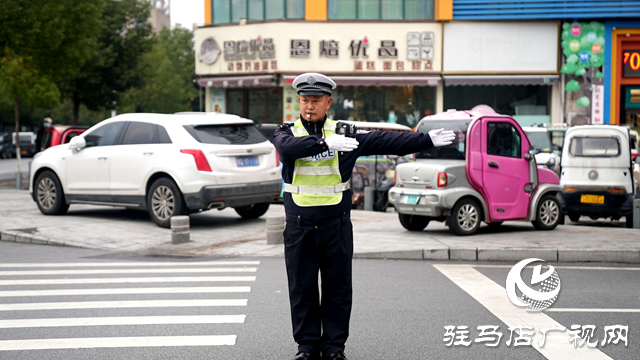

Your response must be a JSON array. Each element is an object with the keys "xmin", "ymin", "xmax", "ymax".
[
  {"xmin": 0, "ymin": 276, "xmax": 256, "ymax": 286},
  {"xmin": 0, "ymin": 315, "xmax": 246, "ymax": 328},
  {"xmin": 0, "ymin": 261, "xmax": 261, "ymax": 268},
  {"xmin": 433, "ymin": 264, "xmax": 613, "ymax": 360},
  {"xmin": 0, "ymin": 267, "xmax": 257, "ymax": 276},
  {"xmin": 0, "ymin": 335, "xmax": 237, "ymax": 351},
  {"xmin": 0, "ymin": 286, "xmax": 251, "ymax": 297},
  {"xmin": 0, "ymin": 299, "xmax": 248, "ymax": 311},
  {"xmin": 547, "ymin": 308, "xmax": 640, "ymax": 313},
  {"xmin": 472, "ymin": 264, "xmax": 640, "ymax": 271}
]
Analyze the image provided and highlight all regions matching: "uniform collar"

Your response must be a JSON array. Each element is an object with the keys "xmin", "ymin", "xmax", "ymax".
[{"xmin": 300, "ymin": 115, "xmax": 327, "ymax": 136}]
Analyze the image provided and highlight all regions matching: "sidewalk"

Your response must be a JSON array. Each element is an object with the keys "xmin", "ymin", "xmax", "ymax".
[{"xmin": 1, "ymin": 189, "xmax": 639, "ymax": 263}]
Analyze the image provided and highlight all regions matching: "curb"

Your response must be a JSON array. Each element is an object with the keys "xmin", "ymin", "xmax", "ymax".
[{"xmin": 2, "ymin": 230, "xmax": 640, "ymax": 264}]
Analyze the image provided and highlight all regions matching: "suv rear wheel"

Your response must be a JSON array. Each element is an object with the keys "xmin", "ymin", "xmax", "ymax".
[
  {"xmin": 147, "ymin": 177, "xmax": 186, "ymax": 228},
  {"xmin": 35, "ymin": 171, "xmax": 69, "ymax": 215},
  {"xmin": 398, "ymin": 214, "xmax": 430, "ymax": 231},
  {"xmin": 448, "ymin": 199, "xmax": 481, "ymax": 236},
  {"xmin": 532, "ymin": 195, "xmax": 561, "ymax": 230},
  {"xmin": 235, "ymin": 203, "xmax": 270, "ymax": 219}
]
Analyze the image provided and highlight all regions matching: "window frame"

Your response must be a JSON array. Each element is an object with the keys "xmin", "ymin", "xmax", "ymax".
[
  {"xmin": 486, "ymin": 121, "xmax": 522, "ymax": 159},
  {"xmin": 83, "ymin": 121, "xmax": 127, "ymax": 148},
  {"xmin": 568, "ymin": 136, "xmax": 622, "ymax": 158},
  {"xmin": 212, "ymin": 0, "xmax": 305, "ymax": 25},
  {"xmin": 327, "ymin": 0, "xmax": 432, "ymax": 21}
]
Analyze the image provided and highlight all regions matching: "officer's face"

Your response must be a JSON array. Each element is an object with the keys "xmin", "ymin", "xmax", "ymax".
[{"xmin": 299, "ymin": 95, "xmax": 333, "ymax": 122}]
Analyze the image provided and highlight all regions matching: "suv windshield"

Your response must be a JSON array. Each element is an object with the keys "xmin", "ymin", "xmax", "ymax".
[
  {"xmin": 526, "ymin": 131, "xmax": 552, "ymax": 152},
  {"xmin": 184, "ymin": 124, "xmax": 267, "ymax": 145},
  {"xmin": 415, "ymin": 120, "xmax": 469, "ymax": 160},
  {"xmin": 569, "ymin": 136, "xmax": 620, "ymax": 157}
]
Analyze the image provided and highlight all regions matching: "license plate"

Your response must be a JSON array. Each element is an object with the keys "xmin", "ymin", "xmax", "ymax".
[
  {"xmin": 21, "ymin": 150, "xmax": 27, "ymax": 155},
  {"xmin": 580, "ymin": 194, "xmax": 604, "ymax": 204},
  {"xmin": 236, "ymin": 156, "xmax": 259, "ymax": 167},
  {"xmin": 402, "ymin": 194, "xmax": 420, "ymax": 205}
]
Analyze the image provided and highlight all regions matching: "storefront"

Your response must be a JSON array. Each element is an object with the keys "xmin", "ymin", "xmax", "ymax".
[
  {"xmin": 195, "ymin": 21, "xmax": 443, "ymax": 127},
  {"xmin": 442, "ymin": 22, "xmax": 561, "ymax": 126}
]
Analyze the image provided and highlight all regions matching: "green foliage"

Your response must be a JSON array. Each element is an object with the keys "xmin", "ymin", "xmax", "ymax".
[
  {"xmin": 0, "ymin": 51, "xmax": 59, "ymax": 108},
  {"xmin": 120, "ymin": 27, "xmax": 197, "ymax": 114}
]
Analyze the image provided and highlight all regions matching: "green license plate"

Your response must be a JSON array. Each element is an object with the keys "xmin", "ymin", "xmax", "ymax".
[{"xmin": 402, "ymin": 195, "xmax": 420, "ymax": 205}]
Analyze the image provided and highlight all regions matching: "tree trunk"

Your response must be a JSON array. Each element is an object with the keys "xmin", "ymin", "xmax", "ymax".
[
  {"xmin": 72, "ymin": 92, "xmax": 80, "ymax": 125},
  {"xmin": 14, "ymin": 97, "xmax": 23, "ymax": 181}
]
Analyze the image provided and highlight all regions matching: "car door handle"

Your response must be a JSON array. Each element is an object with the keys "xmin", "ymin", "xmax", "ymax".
[
  {"xmin": 98, "ymin": 157, "xmax": 108, "ymax": 160},
  {"xmin": 488, "ymin": 161, "xmax": 499, "ymax": 168},
  {"xmin": 143, "ymin": 152, "xmax": 154, "ymax": 155}
]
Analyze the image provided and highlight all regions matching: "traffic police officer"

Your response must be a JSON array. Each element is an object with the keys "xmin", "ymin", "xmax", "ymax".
[{"xmin": 274, "ymin": 73, "xmax": 455, "ymax": 360}]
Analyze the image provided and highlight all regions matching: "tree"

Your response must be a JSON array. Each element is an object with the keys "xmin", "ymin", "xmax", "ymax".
[
  {"xmin": 59, "ymin": 0, "xmax": 154, "ymax": 124},
  {"xmin": 121, "ymin": 27, "xmax": 198, "ymax": 113}
]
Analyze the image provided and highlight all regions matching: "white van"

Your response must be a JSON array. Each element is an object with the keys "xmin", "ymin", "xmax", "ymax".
[
  {"xmin": 523, "ymin": 127, "xmax": 560, "ymax": 174},
  {"xmin": 557, "ymin": 125, "xmax": 636, "ymax": 227}
]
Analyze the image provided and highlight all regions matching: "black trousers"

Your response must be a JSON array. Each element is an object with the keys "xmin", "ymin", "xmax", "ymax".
[{"xmin": 284, "ymin": 214, "xmax": 353, "ymax": 355}]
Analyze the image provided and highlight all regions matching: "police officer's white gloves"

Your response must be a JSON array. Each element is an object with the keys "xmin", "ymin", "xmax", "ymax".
[
  {"xmin": 325, "ymin": 134, "xmax": 359, "ymax": 152},
  {"xmin": 428, "ymin": 128, "xmax": 456, "ymax": 147}
]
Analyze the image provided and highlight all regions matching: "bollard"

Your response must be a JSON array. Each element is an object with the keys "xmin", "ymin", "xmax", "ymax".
[
  {"xmin": 364, "ymin": 186, "xmax": 374, "ymax": 211},
  {"xmin": 266, "ymin": 214, "xmax": 285, "ymax": 245},
  {"xmin": 634, "ymin": 199, "xmax": 640, "ymax": 229},
  {"xmin": 171, "ymin": 216, "xmax": 190, "ymax": 244},
  {"xmin": 15, "ymin": 172, "xmax": 22, "ymax": 190}
]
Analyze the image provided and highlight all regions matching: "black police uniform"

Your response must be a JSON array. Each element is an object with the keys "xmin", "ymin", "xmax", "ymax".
[{"xmin": 274, "ymin": 117, "xmax": 435, "ymax": 356}]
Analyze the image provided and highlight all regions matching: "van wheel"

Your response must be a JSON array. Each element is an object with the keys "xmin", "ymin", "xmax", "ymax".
[
  {"xmin": 568, "ymin": 213, "xmax": 580, "ymax": 222},
  {"xmin": 448, "ymin": 199, "xmax": 481, "ymax": 236},
  {"xmin": 626, "ymin": 216, "xmax": 634, "ymax": 229},
  {"xmin": 235, "ymin": 203, "xmax": 270, "ymax": 219},
  {"xmin": 532, "ymin": 195, "xmax": 561, "ymax": 230},
  {"xmin": 147, "ymin": 177, "xmax": 186, "ymax": 228},
  {"xmin": 399, "ymin": 214, "xmax": 430, "ymax": 231},
  {"xmin": 35, "ymin": 171, "xmax": 69, "ymax": 215}
]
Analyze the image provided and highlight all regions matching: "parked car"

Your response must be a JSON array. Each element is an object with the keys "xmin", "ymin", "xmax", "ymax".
[
  {"xmin": 558, "ymin": 125, "xmax": 636, "ymax": 227},
  {"xmin": 29, "ymin": 113, "xmax": 282, "ymax": 227},
  {"xmin": 388, "ymin": 107, "xmax": 562, "ymax": 236},
  {"xmin": 0, "ymin": 133, "xmax": 13, "ymax": 159},
  {"xmin": 523, "ymin": 126, "xmax": 560, "ymax": 174},
  {"xmin": 38, "ymin": 125, "xmax": 88, "ymax": 151},
  {"xmin": 13, "ymin": 132, "xmax": 36, "ymax": 157}
]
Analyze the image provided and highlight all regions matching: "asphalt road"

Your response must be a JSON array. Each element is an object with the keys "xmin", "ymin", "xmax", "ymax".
[
  {"xmin": 0, "ymin": 241, "xmax": 637, "ymax": 360},
  {"xmin": 0, "ymin": 158, "xmax": 30, "ymax": 182}
]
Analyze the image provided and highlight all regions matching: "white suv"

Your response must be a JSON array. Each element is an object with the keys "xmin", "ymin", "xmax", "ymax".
[{"xmin": 29, "ymin": 113, "xmax": 282, "ymax": 227}]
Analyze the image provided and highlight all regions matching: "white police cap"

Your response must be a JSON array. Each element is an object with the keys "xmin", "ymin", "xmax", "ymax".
[{"xmin": 292, "ymin": 73, "xmax": 336, "ymax": 96}]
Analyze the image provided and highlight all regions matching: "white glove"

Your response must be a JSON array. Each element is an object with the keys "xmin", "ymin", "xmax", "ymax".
[
  {"xmin": 428, "ymin": 128, "xmax": 456, "ymax": 147},
  {"xmin": 324, "ymin": 134, "xmax": 359, "ymax": 152}
]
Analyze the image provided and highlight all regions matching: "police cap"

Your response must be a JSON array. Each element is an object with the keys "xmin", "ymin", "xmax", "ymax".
[{"xmin": 292, "ymin": 73, "xmax": 336, "ymax": 96}]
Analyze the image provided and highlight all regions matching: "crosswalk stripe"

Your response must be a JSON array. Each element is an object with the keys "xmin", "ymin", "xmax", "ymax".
[
  {"xmin": 0, "ymin": 299, "xmax": 248, "ymax": 311},
  {"xmin": 0, "ymin": 261, "xmax": 260, "ymax": 268},
  {"xmin": 0, "ymin": 315, "xmax": 246, "ymax": 328},
  {"xmin": 0, "ymin": 286, "xmax": 252, "ymax": 297},
  {"xmin": 0, "ymin": 267, "xmax": 257, "ymax": 276},
  {"xmin": 0, "ymin": 335, "xmax": 237, "ymax": 351},
  {"xmin": 0, "ymin": 276, "xmax": 256, "ymax": 286}
]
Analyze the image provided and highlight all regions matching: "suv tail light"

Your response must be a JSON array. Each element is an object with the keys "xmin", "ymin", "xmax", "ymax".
[
  {"xmin": 180, "ymin": 149, "xmax": 212, "ymax": 172},
  {"xmin": 437, "ymin": 172, "xmax": 447, "ymax": 187}
]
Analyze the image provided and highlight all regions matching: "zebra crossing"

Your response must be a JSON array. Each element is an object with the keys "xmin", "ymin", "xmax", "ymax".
[{"xmin": 0, "ymin": 260, "xmax": 260, "ymax": 352}]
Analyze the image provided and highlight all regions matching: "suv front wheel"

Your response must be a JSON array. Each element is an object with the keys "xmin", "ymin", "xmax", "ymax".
[
  {"xmin": 147, "ymin": 177, "xmax": 186, "ymax": 228},
  {"xmin": 35, "ymin": 171, "xmax": 69, "ymax": 215}
]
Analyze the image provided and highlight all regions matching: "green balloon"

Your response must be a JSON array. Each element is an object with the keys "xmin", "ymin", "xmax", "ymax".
[
  {"xmin": 567, "ymin": 54, "xmax": 579, "ymax": 63},
  {"xmin": 596, "ymin": 71, "xmax": 604, "ymax": 79},
  {"xmin": 566, "ymin": 80, "xmax": 581, "ymax": 92},
  {"xmin": 576, "ymin": 96, "xmax": 590, "ymax": 107},
  {"xmin": 575, "ymin": 68, "xmax": 587, "ymax": 76}
]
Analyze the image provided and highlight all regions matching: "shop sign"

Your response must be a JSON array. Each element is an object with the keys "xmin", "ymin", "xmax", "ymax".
[
  {"xmin": 199, "ymin": 38, "xmax": 221, "ymax": 65},
  {"xmin": 623, "ymin": 50, "xmax": 640, "ymax": 78},
  {"xmin": 591, "ymin": 85, "xmax": 604, "ymax": 125},
  {"xmin": 223, "ymin": 37, "xmax": 275, "ymax": 61}
]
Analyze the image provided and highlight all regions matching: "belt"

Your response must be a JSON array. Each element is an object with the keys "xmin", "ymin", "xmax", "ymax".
[
  {"xmin": 286, "ymin": 212, "xmax": 350, "ymax": 230},
  {"xmin": 283, "ymin": 181, "xmax": 350, "ymax": 195}
]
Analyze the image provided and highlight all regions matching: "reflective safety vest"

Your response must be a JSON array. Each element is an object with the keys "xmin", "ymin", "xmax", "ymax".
[{"xmin": 283, "ymin": 119, "xmax": 350, "ymax": 207}]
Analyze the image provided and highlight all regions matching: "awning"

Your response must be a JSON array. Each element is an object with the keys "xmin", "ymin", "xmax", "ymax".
[
  {"xmin": 283, "ymin": 75, "xmax": 440, "ymax": 87},
  {"xmin": 197, "ymin": 75, "xmax": 274, "ymax": 88},
  {"xmin": 444, "ymin": 75, "xmax": 558, "ymax": 86}
]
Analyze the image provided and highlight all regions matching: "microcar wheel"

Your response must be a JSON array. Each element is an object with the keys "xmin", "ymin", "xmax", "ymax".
[
  {"xmin": 398, "ymin": 214, "xmax": 430, "ymax": 231},
  {"xmin": 448, "ymin": 199, "xmax": 481, "ymax": 236},
  {"xmin": 147, "ymin": 177, "xmax": 186, "ymax": 228},
  {"xmin": 626, "ymin": 216, "xmax": 634, "ymax": 229},
  {"xmin": 568, "ymin": 213, "xmax": 580, "ymax": 222},
  {"xmin": 235, "ymin": 203, "xmax": 270, "ymax": 219},
  {"xmin": 532, "ymin": 195, "xmax": 561, "ymax": 230},
  {"xmin": 35, "ymin": 171, "xmax": 69, "ymax": 215}
]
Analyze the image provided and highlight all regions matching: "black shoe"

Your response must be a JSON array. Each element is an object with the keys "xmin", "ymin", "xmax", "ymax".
[
  {"xmin": 323, "ymin": 352, "xmax": 348, "ymax": 360},
  {"xmin": 293, "ymin": 351, "xmax": 320, "ymax": 360}
]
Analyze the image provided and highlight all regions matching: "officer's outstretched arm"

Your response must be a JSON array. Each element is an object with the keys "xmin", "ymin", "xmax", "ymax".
[
  {"xmin": 357, "ymin": 130, "xmax": 436, "ymax": 156},
  {"xmin": 273, "ymin": 126, "xmax": 330, "ymax": 163}
]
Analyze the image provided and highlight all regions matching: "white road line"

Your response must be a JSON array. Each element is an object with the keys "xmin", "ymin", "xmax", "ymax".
[
  {"xmin": 0, "ymin": 299, "xmax": 248, "ymax": 311},
  {"xmin": 547, "ymin": 308, "xmax": 640, "ymax": 313},
  {"xmin": 0, "ymin": 261, "xmax": 260, "ymax": 268},
  {"xmin": 472, "ymin": 265, "xmax": 640, "ymax": 271},
  {"xmin": 0, "ymin": 286, "xmax": 251, "ymax": 297},
  {"xmin": 0, "ymin": 315, "xmax": 246, "ymax": 328},
  {"xmin": 433, "ymin": 264, "xmax": 613, "ymax": 360},
  {"xmin": 0, "ymin": 335, "xmax": 237, "ymax": 351},
  {"xmin": 0, "ymin": 276, "xmax": 256, "ymax": 286},
  {"xmin": 0, "ymin": 267, "xmax": 257, "ymax": 276}
]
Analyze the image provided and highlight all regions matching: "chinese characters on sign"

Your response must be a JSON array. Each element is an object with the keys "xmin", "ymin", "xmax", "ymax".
[
  {"xmin": 223, "ymin": 37, "xmax": 276, "ymax": 72},
  {"xmin": 591, "ymin": 85, "xmax": 604, "ymax": 125},
  {"xmin": 291, "ymin": 40, "xmax": 310, "ymax": 57},
  {"xmin": 320, "ymin": 40, "xmax": 339, "ymax": 57},
  {"xmin": 444, "ymin": 324, "xmax": 628, "ymax": 348}
]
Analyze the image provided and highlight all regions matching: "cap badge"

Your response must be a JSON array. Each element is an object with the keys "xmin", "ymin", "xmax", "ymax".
[{"xmin": 307, "ymin": 75, "xmax": 316, "ymax": 85}]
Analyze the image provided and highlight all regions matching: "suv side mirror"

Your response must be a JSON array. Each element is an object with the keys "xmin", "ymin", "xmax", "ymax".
[{"xmin": 69, "ymin": 136, "xmax": 86, "ymax": 151}]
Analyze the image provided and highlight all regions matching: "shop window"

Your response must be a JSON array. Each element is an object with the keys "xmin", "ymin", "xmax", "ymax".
[
  {"xmin": 213, "ymin": 0, "xmax": 304, "ymax": 24},
  {"xmin": 331, "ymin": 85, "xmax": 436, "ymax": 127},
  {"xmin": 328, "ymin": 0, "xmax": 434, "ymax": 20},
  {"xmin": 226, "ymin": 88, "xmax": 283, "ymax": 124},
  {"xmin": 487, "ymin": 122, "xmax": 521, "ymax": 159}
]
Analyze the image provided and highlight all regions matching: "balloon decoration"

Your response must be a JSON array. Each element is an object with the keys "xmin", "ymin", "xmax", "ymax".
[{"xmin": 561, "ymin": 22, "xmax": 605, "ymax": 107}]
